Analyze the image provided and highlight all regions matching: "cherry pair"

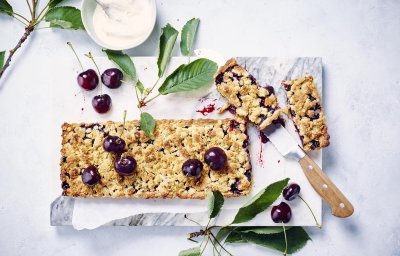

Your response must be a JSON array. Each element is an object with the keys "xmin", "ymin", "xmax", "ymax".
[
  {"xmin": 271, "ymin": 183, "xmax": 320, "ymax": 228},
  {"xmin": 68, "ymin": 42, "xmax": 123, "ymax": 114},
  {"xmin": 182, "ymin": 147, "xmax": 227, "ymax": 178},
  {"xmin": 271, "ymin": 183, "xmax": 300, "ymax": 223}
]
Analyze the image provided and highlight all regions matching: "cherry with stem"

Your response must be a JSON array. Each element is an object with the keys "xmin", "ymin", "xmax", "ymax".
[
  {"xmin": 85, "ymin": 52, "xmax": 112, "ymax": 114},
  {"xmin": 283, "ymin": 183, "xmax": 321, "ymax": 228},
  {"xmin": 67, "ymin": 43, "xmax": 99, "ymax": 91}
]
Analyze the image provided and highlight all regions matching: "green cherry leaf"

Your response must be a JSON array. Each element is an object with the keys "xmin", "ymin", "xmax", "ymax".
[
  {"xmin": 215, "ymin": 227, "xmax": 236, "ymax": 242},
  {"xmin": 207, "ymin": 191, "xmax": 224, "ymax": 218},
  {"xmin": 235, "ymin": 227, "xmax": 311, "ymax": 254},
  {"xmin": 178, "ymin": 246, "xmax": 201, "ymax": 256},
  {"xmin": 225, "ymin": 231, "xmax": 246, "ymax": 243},
  {"xmin": 157, "ymin": 24, "xmax": 178, "ymax": 78},
  {"xmin": 235, "ymin": 226, "xmax": 293, "ymax": 235},
  {"xmin": 140, "ymin": 112, "xmax": 156, "ymax": 138},
  {"xmin": 180, "ymin": 18, "xmax": 200, "ymax": 56},
  {"xmin": 0, "ymin": 0, "xmax": 13, "ymax": 16},
  {"xmin": 103, "ymin": 49, "xmax": 136, "ymax": 80},
  {"xmin": 136, "ymin": 80, "xmax": 145, "ymax": 94},
  {"xmin": 231, "ymin": 178, "xmax": 290, "ymax": 224},
  {"xmin": 44, "ymin": 6, "xmax": 84, "ymax": 30},
  {"xmin": 158, "ymin": 58, "xmax": 217, "ymax": 95},
  {"xmin": 0, "ymin": 51, "xmax": 5, "ymax": 70},
  {"xmin": 48, "ymin": 0, "xmax": 69, "ymax": 8}
]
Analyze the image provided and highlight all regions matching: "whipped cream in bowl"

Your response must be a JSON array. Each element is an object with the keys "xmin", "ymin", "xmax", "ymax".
[{"xmin": 81, "ymin": 0, "xmax": 157, "ymax": 50}]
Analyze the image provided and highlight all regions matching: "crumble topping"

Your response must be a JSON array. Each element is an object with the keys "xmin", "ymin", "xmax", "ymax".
[{"xmin": 282, "ymin": 75, "xmax": 330, "ymax": 151}]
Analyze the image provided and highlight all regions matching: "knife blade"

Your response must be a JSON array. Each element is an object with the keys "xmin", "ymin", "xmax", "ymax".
[
  {"xmin": 263, "ymin": 123, "xmax": 354, "ymax": 218},
  {"xmin": 262, "ymin": 123, "xmax": 305, "ymax": 161}
]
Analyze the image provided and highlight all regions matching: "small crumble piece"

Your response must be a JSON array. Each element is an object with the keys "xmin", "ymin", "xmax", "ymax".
[
  {"xmin": 214, "ymin": 58, "xmax": 281, "ymax": 129},
  {"xmin": 60, "ymin": 119, "xmax": 251, "ymax": 199},
  {"xmin": 281, "ymin": 75, "xmax": 330, "ymax": 151}
]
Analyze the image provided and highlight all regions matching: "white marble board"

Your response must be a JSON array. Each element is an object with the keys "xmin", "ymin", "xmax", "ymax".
[{"xmin": 50, "ymin": 56, "xmax": 322, "ymax": 229}]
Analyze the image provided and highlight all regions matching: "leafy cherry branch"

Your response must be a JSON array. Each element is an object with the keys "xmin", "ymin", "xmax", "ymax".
[
  {"xmin": 0, "ymin": 0, "xmax": 84, "ymax": 79},
  {"xmin": 103, "ymin": 18, "xmax": 215, "ymax": 138},
  {"xmin": 180, "ymin": 178, "xmax": 312, "ymax": 256}
]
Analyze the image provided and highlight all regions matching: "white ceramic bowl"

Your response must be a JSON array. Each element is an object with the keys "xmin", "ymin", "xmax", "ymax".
[{"xmin": 81, "ymin": 0, "xmax": 157, "ymax": 50}]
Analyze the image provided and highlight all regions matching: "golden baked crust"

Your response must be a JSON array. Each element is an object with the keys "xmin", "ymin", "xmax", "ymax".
[
  {"xmin": 60, "ymin": 119, "xmax": 251, "ymax": 199},
  {"xmin": 282, "ymin": 75, "xmax": 330, "ymax": 151},
  {"xmin": 214, "ymin": 58, "xmax": 281, "ymax": 129}
]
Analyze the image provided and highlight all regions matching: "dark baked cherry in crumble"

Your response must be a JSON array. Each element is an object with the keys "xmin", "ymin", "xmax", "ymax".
[
  {"xmin": 92, "ymin": 94, "xmax": 112, "ymax": 113},
  {"xmin": 61, "ymin": 181, "xmax": 70, "ymax": 190},
  {"xmin": 82, "ymin": 165, "xmax": 101, "ymax": 186},
  {"xmin": 101, "ymin": 68, "xmax": 123, "ymax": 89},
  {"xmin": 182, "ymin": 159, "xmax": 203, "ymax": 178},
  {"xmin": 103, "ymin": 135, "xmax": 126, "ymax": 154},
  {"xmin": 271, "ymin": 202, "xmax": 292, "ymax": 223},
  {"xmin": 283, "ymin": 183, "xmax": 301, "ymax": 201},
  {"xmin": 228, "ymin": 105, "xmax": 237, "ymax": 115},
  {"xmin": 310, "ymin": 140, "xmax": 320, "ymax": 150},
  {"xmin": 204, "ymin": 147, "xmax": 227, "ymax": 171},
  {"xmin": 115, "ymin": 155, "xmax": 137, "ymax": 176},
  {"xmin": 78, "ymin": 69, "xmax": 99, "ymax": 90},
  {"xmin": 265, "ymin": 85, "xmax": 275, "ymax": 95},
  {"xmin": 283, "ymin": 84, "xmax": 291, "ymax": 91}
]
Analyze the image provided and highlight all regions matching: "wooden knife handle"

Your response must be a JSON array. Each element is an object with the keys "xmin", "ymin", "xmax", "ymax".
[{"xmin": 299, "ymin": 155, "xmax": 354, "ymax": 218}]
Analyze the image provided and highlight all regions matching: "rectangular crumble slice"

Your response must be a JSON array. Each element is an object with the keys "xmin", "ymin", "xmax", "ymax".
[
  {"xmin": 214, "ymin": 58, "xmax": 281, "ymax": 129},
  {"xmin": 60, "ymin": 119, "xmax": 251, "ymax": 199},
  {"xmin": 282, "ymin": 75, "xmax": 330, "ymax": 151}
]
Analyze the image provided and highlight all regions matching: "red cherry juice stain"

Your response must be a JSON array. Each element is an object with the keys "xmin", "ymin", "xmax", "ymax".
[
  {"xmin": 278, "ymin": 160, "xmax": 281, "ymax": 163},
  {"xmin": 258, "ymin": 132, "xmax": 265, "ymax": 166},
  {"xmin": 196, "ymin": 103, "xmax": 215, "ymax": 116},
  {"xmin": 74, "ymin": 90, "xmax": 86, "ymax": 113}
]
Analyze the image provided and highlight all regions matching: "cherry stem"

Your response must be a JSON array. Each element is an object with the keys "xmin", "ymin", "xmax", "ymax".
[
  {"xmin": 282, "ymin": 222, "xmax": 288, "ymax": 256},
  {"xmin": 184, "ymin": 214, "xmax": 202, "ymax": 227},
  {"xmin": 119, "ymin": 110, "xmax": 127, "ymax": 137},
  {"xmin": 85, "ymin": 52, "xmax": 102, "ymax": 94},
  {"xmin": 299, "ymin": 195, "xmax": 321, "ymax": 228},
  {"xmin": 209, "ymin": 232, "xmax": 233, "ymax": 256},
  {"xmin": 210, "ymin": 237, "xmax": 222, "ymax": 256},
  {"xmin": 67, "ymin": 42, "xmax": 83, "ymax": 71},
  {"xmin": 200, "ymin": 236, "xmax": 210, "ymax": 255}
]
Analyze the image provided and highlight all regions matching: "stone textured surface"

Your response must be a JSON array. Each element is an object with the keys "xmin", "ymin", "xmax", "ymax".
[{"xmin": 1, "ymin": 0, "xmax": 400, "ymax": 255}]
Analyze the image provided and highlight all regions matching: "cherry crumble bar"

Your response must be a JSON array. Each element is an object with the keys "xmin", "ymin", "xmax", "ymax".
[
  {"xmin": 282, "ymin": 75, "xmax": 330, "ymax": 151},
  {"xmin": 60, "ymin": 119, "xmax": 251, "ymax": 199},
  {"xmin": 215, "ymin": 58, "xmax": 281, "ymax": 129}
]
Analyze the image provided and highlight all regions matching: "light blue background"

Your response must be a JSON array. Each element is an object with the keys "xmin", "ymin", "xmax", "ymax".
[{"xmin": 0, "ymin": 0, "xmax": 399, "ymax": 255}]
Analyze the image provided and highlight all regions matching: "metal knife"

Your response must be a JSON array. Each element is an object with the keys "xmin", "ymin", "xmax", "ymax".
[{"xmin": 263, "ymin": 123, "xmax": 354, "ymax": 218}]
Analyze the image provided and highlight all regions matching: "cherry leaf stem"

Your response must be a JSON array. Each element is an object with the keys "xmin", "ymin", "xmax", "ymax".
[
  {"xmin": 34, "ymin": 1, "xmax": 51, "ymax": 25},
  {"xmin": 133, "ymin": 85, "xmax": 141, "ymax": 110},
  {"xmin": 13, "ymin": 12, "xmax": 30, "ymax": 23},
  {"xmin": 12, "ymin": 15, "xmax": 29, "ymax": 26},
  {"xmin": 209, "ymin": 232, "xmax": 233, "ymax": 256},
  {"xmin": 299, "ymin": 195, "xmax": 321, "ymax": 228},
  {"xmin": 282, "ymin": 222, "xmax": 288, "ymax": 256},
  {"xmin": 141, "ymin": 77, "xmax": 160, "ymax": 102},
  {"xmin": 31, "ymin": 0, "xmax": 37, "ymax": 19},
  {"xmin": 66, "ymin": 42, "xmax": 83, "ymax": 71},
  {"xmin": 143, "ymin": 93, "xmax": 161, "ymax": 105},
  {"xmin": 0, "ymin": 26, "xmax": 34, "ymax": 79},
  {"xmin": 26, "ymin": 0, "xmax": 33, "ymax": 16}
]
